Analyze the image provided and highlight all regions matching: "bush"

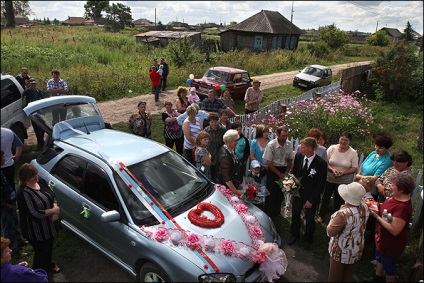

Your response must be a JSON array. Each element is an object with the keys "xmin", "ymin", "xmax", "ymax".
[
  {"xmin": 245, "ymin": 91, "xmax": 376, "ymax": 147},
  {"xmin": 306, "ymin": 41, "xmax": 330, "ymax": 58},
  {"xmin": 367, "ymin": 41, "xmax": 423, "ymax": 103},
  {"xmin": 366, "ymin": 30, "xmax": 390, "ymax": 47}
]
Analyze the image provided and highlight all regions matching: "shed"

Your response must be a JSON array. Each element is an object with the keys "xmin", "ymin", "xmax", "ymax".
[
  {"xmin": 220, "ymin": 10, "xmax": 303, "ymax": 52},
  {"xmin": 134, "ymin": 31, "xmax": 201, "ymax": 48},
  {"xmin": 380, "ymin": 27, "xmax": 403, "ymax": 42}
]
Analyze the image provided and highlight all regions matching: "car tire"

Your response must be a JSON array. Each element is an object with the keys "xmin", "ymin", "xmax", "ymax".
[{"xmin": 139, "ymin": 262, "xmax": 171, "ymax": 283}]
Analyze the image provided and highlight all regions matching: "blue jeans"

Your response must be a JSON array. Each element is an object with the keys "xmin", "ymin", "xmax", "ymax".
[
  {"xmin": 1, "ymin": 201, "xmax": 23, "ymax": 254},
  {"xmin": 153, "ymin": 86, "xmax": 160, "ymax": 101}
]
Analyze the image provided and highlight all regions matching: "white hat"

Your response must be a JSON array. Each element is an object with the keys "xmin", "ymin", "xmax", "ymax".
[
  {"xmin": 251, "ymin": 160, "xmax": 261, "ymax": 169},
  {"xmin": 338, "ymin": 182, "xmax": 366, "ymax": 206},
  {"xmin": 190, "ymin": 87, "xmax": 196, "ymax": 92}
]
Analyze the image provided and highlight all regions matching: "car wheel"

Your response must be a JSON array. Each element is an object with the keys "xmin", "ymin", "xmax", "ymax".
[{"xmin": 139, "ymin": 262, "xmax": 171, "ymax": 283}]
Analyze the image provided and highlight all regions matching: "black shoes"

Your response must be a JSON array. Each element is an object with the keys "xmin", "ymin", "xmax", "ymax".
[{"xmin": 288, "ymin": 236, "xmax": 298, "ymax": 245}]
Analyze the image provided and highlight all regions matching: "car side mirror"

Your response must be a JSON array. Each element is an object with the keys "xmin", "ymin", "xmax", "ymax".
[{"xmin": 100, "ymin": 210, "xmax": 121, "ymax": 222}]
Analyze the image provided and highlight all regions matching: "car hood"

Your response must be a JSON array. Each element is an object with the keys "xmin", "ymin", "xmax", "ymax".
[
  {"xmin": 175, "ymin": 188, "xmax": 260, "ymax": 244},
  {"xmin": 295, "ymin": 73, "xmax": 320, "ymax": 82},
  {"xmin": 143, "ymin": 187, "xmax": 271, "ymax": 273},
  {"xmin": 193, "ymin": 78, "xmax": 221, "ymax": 86}
]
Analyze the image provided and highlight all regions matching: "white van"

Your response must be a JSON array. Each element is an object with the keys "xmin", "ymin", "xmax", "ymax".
[{"xmin": 1, "ymin": 74, "xmax": 31, "ymax": 142}]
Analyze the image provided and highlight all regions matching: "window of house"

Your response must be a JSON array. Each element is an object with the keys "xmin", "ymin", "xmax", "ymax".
[{"xmin": 254, "ymin": 36, "xmax": 263, "ymax": 50}]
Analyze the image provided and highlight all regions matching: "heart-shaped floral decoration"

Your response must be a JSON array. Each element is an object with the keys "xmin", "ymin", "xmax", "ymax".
[{"xmin": 188, "ymin": 202, "xmax": 225, "ymax": 228}]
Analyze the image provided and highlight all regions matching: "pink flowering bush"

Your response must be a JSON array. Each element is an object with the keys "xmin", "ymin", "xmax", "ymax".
[
  {"xmin": 244, "ymin": 90, "xmax": 375, "ymax": 146},
  {"xmin": 284, "ymin": 91, "xmax": 375, "ymax": 145}
]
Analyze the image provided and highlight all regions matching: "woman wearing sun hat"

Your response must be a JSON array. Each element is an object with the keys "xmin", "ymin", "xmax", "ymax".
[{"xmin": 326, "ymin": 182, "xmax": 369, "ymax": 282}]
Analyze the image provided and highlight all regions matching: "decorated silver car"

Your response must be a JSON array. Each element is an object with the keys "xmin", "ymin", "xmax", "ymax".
[{"xmin": 24, "ymin": 95, "xmax": 284, "ymax": 282}]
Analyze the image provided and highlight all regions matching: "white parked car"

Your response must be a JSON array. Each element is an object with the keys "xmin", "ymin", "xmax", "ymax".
[
  {"xmin": 293, "ymin": 65, "xmax": 332, "ymax": 89},
  {"xmin": 1, "ymin": 74, "xmax": 31, "ymax": 142}
]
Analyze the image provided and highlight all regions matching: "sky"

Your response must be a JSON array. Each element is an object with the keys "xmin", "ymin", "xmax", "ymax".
[{"xmin": 29, "ymin": 1, "xmax": 423, "ymax": 34}]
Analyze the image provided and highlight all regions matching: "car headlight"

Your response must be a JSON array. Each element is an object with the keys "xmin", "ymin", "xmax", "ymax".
[
  {"xmin": 199, "ymin": 273, "xmax": 237, "ymax": 282},
  {"xmin": 293, "ymin": 77, "xmax": 299, "ymax": 82}
]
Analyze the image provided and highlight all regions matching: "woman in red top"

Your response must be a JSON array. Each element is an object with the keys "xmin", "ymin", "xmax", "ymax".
[
  {"xmin": 149, "ymin": 65, "xmax": 161, "ymax": 102},
  {"xmin": 366, "ymin": 171, "xmax": 414, "ymax": 282}
]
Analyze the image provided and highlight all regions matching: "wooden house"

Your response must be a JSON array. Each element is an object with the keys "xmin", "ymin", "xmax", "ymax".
[
  {"xmin": 220, "ymin": 10, "xmax": 303, "ymax": 52},
  {"xmin": 380, "ymin": 27, "xmax": 403, "ymax": 43},
  {"xmin": 134, "ymin": 31, "xmax": 201, "ymax": 48},
  {"xmin": 62, "ymin": 17, "xmax": 85, "ymax": 26}
]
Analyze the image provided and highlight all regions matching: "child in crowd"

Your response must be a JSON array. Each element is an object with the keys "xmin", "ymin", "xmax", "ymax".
[
  {"xmin": 194, "ymin": 131, "xmax": 212, "ymax": 180},
  {"xmin": 247, "ymin": 160, "xmax": 267, "ymax": 208},
  {"xmin": 188, "ymin": 87, "xmax": 200, "ymax": 104}
]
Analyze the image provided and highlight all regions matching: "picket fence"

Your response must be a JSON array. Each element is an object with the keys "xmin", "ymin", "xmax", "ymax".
[{"xmin": 231, "ymin": 81, "xmax": 423, "ymax": 232}]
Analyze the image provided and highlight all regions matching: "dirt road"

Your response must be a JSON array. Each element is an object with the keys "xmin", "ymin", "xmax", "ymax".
[{"xmin": 97, "ymin": 61, "xmax": 372, "ymax": 124}]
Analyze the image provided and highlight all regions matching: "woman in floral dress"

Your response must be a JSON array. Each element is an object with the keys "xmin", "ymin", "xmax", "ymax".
[{"xmin": 129, "ymin": 101, "xmax": 152, "ymax": 139}]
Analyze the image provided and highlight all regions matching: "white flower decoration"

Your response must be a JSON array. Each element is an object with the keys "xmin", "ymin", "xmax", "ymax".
[
  {"xmin": 309, "ymin": 168, "xmax": 317, "ymax": 177},
  {"xmin": 231, "ymin": 196, "xmax": 240, "ymax": 202},
  {"xmin": 246, "ymin": 215, "xmax": 256, "ymax": 224}
]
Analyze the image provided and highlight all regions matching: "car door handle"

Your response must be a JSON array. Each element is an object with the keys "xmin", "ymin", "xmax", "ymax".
[{"xmin": 80, "ymin": 203, "xmax": 91, "ymax": 218}]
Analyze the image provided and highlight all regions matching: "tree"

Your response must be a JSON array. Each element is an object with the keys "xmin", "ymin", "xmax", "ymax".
[
  {"xmin": 3, "ymin": 0, "xmax": 15, "ymax": 27},
  {"xmin": 104, "ymin": 3, "xmax": 134, "ymax": 32},
  {"xmin": 228, "ymin": 21, "xmax": 237, "ymax": 27},
  {"xmin": 84, "ymin": 0, "xmax": 109, "ymax": 19},
  {"xmin": 402, "ymin": 21, "xmax": 414, "ymax": 42},
  {"xmin": 366, "ymin": 30, "xmax": 389, "ymax": 46},
  {"xmin": 53, "ymin": 18, "xmax": 60, "ymax": 25},
  {"xmin": 367, "ymin": 41, "xmax": 423, "ymax": 103},
  {"xmin": 318, "ymin": 24, "xmax": 349, "ymax": 50},
  {"xmin": 166, "ymin": 36, "xmax": 195, "ymax": 68},
  {"xmin": 1, "ymin": 0, "xmax": 33, "ymax": 16}
]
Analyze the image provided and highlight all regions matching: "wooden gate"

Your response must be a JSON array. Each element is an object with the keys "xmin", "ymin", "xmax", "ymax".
[{"xmin": 340, "ymin": 64, "xmax": 371, "ymax": 94}]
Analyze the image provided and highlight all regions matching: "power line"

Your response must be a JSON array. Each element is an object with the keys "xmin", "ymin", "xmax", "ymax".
[{"xmin": 347, "ymin": 1, "xmax": 381, "ymax": 16}]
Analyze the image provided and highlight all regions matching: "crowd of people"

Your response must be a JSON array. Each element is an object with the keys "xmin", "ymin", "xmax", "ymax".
[{"xmin": 1, "ymin": 64, "xmax": 417, "ymax": 282}]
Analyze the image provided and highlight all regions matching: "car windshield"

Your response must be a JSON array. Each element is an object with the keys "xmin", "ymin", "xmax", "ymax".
[
  {"xmin": 28, "ymin": 102, "xmax": 101, "ymax": 131},
  {"xmin": 301, "ymin": 66, "xmax": 323, "ymax": 77},
  {"xmin": 117, "ymin": 151, "xmax": 212, "ymax": 226},
  {"xmin": 202, "ymin": 69, "xmax": 231, "ymax": 83}
]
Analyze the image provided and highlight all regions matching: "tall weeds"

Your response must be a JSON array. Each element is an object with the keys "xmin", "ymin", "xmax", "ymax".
[{"xmin": 1, "ymin": 25, "xmax": 377, "ymax": 102}]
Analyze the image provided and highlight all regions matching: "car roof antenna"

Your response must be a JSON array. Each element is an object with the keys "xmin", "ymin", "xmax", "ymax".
[{"xmin": 83, "ymin": 122, "xmax": 90, "ymax": 135}]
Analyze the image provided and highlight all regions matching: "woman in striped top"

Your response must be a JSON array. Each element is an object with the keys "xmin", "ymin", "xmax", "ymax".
[
  {"xmin": 183, "ymin": 104, "xmax": 203, "ymax": 165},
  {"xmin": 16, "ymin": 163, "xmax": 61, "ymax": 275}
]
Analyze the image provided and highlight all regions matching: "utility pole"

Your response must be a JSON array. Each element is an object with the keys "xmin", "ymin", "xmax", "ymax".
[
  {"xmin": 155, "ymin": 8, "xmax": 156, "ymax": 25},
  {"xmin": 375, "ymin": 21, "xmax": 378, "ymax": 32},
  {"xmin": 289, "ymin": 1, "xmax": 294, "ymax": 49}
]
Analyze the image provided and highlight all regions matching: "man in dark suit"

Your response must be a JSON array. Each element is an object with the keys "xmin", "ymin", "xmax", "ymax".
[
  {"xmin": 288, "ymin": 137, "xmax": 327, "ymax": 245},
  {"xmin": 160, "ymin": 58, "xmax": 169, "ymax": 91}
]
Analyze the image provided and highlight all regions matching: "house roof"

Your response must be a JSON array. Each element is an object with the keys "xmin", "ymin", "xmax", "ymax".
[
  {"xmin": 62, "ymin": 17, "xmax": 85, "ymax": 25},
  {"xmin": 224, "ymin": 10, "xmax": 302, "ymax": 35},
  {"xmin": 380, "ymin": 27, "xmax": 403, "ymax": 38},
  {"xmin": 135, "ymin": 31, "xmax": 200, "ymax": 38},
  {"xmin": 133, "ymin": 18, "xmax": 155, "ymax": 26}
]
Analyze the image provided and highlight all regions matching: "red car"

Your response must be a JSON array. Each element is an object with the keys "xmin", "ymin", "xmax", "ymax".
[{"xmin": 191, "ymin": 66, "xmax": 253, "ymax": 100}]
